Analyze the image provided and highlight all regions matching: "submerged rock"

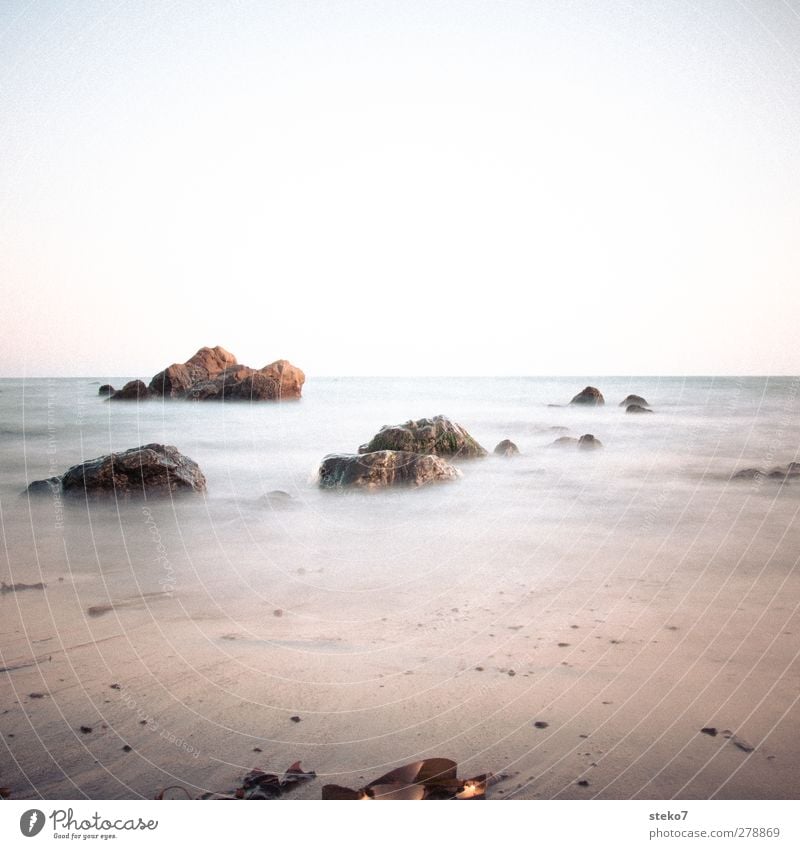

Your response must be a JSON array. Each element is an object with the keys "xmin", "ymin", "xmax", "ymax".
[
  {"xmin": 110, "ymin": 380, "xmax": 150, "ymax": 401},
  {"xmin": 569, "ymin": 386, "xmax": 604, "ymax": 406},
  {"xmin": 358, "ymin": 415, "xmax": 487, "ymax": 458},
  {"xmin": 98, "ymin": 384, "xmax": 115, "ymax": 396},
  {"xmin": 260, "ymin": 490, "xmax": 297, "ymax": 508},
  {"xmin": 620, "ymin": 394, "xmax": 649, "ymax": 408},
  {"xmin": 493, "ymin": 439, "xmax": 519, "ymax": 457},
  {"xmin": 732, "ymin": 463, "xmax": 800, "ymax": 482},
  {"xmin": 26, "ymin": 444, "xmax": 206, "ymax": 497},
  {"xmin": 551, "ymin": 436, "xmax": 579, "ymax": 447},
  {"xmin": 111, "ymin": 346, "xmax": 305, "ymax": 401},
  {"xmin": 553, "ymin": 434, "xmax": 602, "ymax": 449},
  {"xmin": 626, "ymin": 404, "xmax": 653, "ymax": 414},
  {"xmin": 318, "ymin": 451, "xmax": 461, "ymax": 489}
]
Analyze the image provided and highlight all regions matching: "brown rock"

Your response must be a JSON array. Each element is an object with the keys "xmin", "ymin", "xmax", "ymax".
[
  {"xmin": 358, "ymin": 416, "xmax": 487, "ymax": 458},
  {"xmin": 493, "ymin": 439, "xmax": 519, "ymax": 457},
  {"xmin": 98, "ymin": 384, "xmax": 115, "ymax": 396},
  {"xmin": 570, "ymin": 386, "xmax": 604, "ymax": 406},
  {"xmin": 110, "ymin": 380, "xmax": 150, "ymax": 401},
  {"xmin": 619, "ymin": 394, "xmax": 649, "ymax": 408},
  {"xmin": 261, "ymin": 359, "xmax": 306, "ymax": 399},
  {"xmin": 186, "ymin": 345, "xmax": 237, "ymax": 376},
  {"xmin": 26, "ymin": 444, "xmax": 206, "ymax": 498},
  {"xmin": 149, "ymin": 363, "xmax": 193, "ymax": 398},
  {"xmin": 145, "ymin": 346, "xmax": 305, "ymax": 401},
  {"xmin": 626, "ymin": 404, "xmax": 652, "ymax": 414},
  {"xmin": 318, "ymin": 451, "xmax": 461, "ymax": 489}
]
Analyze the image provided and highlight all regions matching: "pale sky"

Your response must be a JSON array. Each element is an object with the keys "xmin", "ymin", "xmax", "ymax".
[{"xmin": 1, "ymin": 0, "xmax": 799, "ymax": 377}]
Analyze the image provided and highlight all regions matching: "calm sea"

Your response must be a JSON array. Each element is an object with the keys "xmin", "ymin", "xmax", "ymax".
[{"xmin": 1, "ymin": 375, "xmax": 798, "ymax": 617}]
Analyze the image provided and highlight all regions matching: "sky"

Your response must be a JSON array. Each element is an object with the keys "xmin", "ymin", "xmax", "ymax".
[{"xmin": 1, "ymin": 0, "xmax": 799, "ymax": 377}]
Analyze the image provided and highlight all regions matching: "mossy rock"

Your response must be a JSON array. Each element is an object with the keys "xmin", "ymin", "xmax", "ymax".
[{"xmin": 357, "ymin": 415, "xmax": 487, "ymax": 459}]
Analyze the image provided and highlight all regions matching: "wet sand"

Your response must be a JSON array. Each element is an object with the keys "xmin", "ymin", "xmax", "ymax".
[{"xmin": 2, "ymin": 527, "xmax": 798, "ymax": 800}]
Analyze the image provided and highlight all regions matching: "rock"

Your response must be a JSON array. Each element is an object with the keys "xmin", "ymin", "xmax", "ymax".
[
  {"xmin": 626, "ymin": 404, "xmax": 652, "ymax": 414},
  {"xmin": 551, "ymin": 436, "xmax": 579, "ymax": 447},
  {"xmin": 552, "ymin": 433, "xmax": 602, "ymax": 450},
  {"xmin": 185, "ymin": 345, "xmax": 237, "ymax": 377},
  {"xmin": 766, "ymin": 464, "xmax": 800, "ymax": 480},
  {"xmin": 619, "ymin": 394, "xmax": 649, "ymax": 407},
  {"xmin": 26, "ymin": 444, "xmax": 206, "ymax": 498},
  {"xmin": 1, "ymin": 581, "xmax": 46, "ymax": 593},
  {"xmin": 731, "ymin": 468, "xmax": 762, "ymax": 481},
  {"xmin": 26, "ymin": 477, "xmax": 61, "ymax": 494},
  {"xmin": 732, "ymin": 463, "xmax": 800, "ymax": 482},
  {"xmin": 143, "ymin": 346, "xmax": 305, "ymax": 401},
  {"xmin": 358, "ymin": 415, "xmax": 487, "ymax": 458},
  {"xmin": 729, "ymin": 735, "xmax": 755, "ymax": 753},
  {"xmin": 569, "ymin": 386, "xmax": 604, "ymax": 406},
  {"xmin": 98, "ymin": 384, "xmax": 115, "ymax": 396},
  {"xmin": 260, "ymin": 359, "xmax": 306, "ymax": 400},
  {"xmin": 578, "ymin": 434, "xmax": 602, "ymax": 450},
  {"xmin": 110, "ymin": 380, "xmax": 150, "ymax": 401},
  {"xmin": 493, "ymin": 440, "xmax": 519, "ymax": 457},
  {"xmin": 150, "ymin": 363, "xmax": 193, "ymax": 398},
  {"xmin": 261, "ymin": 490, "xmax": 296, "ymax": 508},
  {"xmin": 318, "ymin": 451, "xmax": 461, "ymax": 489}
]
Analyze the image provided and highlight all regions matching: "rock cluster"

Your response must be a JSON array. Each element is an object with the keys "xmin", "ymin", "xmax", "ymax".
[
  {"xmin": 319, "ymin": 415, "xmax": 485, "ymax": 489},
  {"xmin": 110, "ymin": 346, "xmax": 305, "ymax": 402}
]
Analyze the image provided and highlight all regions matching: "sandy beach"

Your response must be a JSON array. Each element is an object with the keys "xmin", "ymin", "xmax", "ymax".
[{"xmin": 2, "ymin": 445, "xmax": 798, "ymax": 800}]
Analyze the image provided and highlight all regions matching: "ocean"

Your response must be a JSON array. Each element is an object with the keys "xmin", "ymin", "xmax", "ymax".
[{"xmin": 1, "ymin": 376, "xmax": 799, "ymax": 799}]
